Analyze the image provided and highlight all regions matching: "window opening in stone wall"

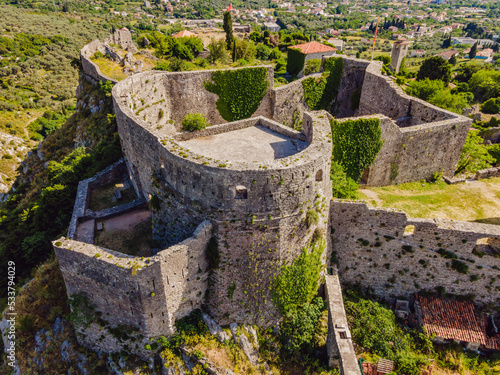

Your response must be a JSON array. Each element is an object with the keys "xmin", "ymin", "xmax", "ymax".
[
  {"xmin": 404, "ymin": 225, "xmax": 415, "ymax": 236},
  {"xmin": 235, "ymin": 185, "xmax": 248, "ymax": 199},
  {"xmin": 315, "ymin": 169, "xmax": 323, "ymax": 182},
  {"xmin": 474, "ymin": 237, "xmax": 500, "ymax": 256},
  {"xmin": 152, "ymin": 279, "xmax": 156, "ymax": 289},
  {"xmin": 339, "ymin": 331, "xmax": 347, "ymax": 339},
  {"xmin": 150, "ymin": 313, "xmax": 153, "ymax": 318}
]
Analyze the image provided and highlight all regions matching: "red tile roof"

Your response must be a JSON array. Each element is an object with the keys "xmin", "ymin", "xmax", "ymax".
[
  {"xmin": 173, "ymin": 30, "xmax": 197, "ymax": 38},
  {"xmin": 416, "ymin": 295, "xmax": 500, "ymax": 350},
  {"xmin": 289, "ymin": 41, "xmax": 336, "ymax": 54}
]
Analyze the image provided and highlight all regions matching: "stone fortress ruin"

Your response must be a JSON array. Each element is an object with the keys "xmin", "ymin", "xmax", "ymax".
[{"xmin": 53, "ymin": 35, "xmax": 500, "ymax": 374}]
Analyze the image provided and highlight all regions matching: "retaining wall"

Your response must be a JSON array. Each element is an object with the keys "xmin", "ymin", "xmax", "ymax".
[{"xmin": 331, "ymin": 201, "xmax": 500, "ymax": 305}]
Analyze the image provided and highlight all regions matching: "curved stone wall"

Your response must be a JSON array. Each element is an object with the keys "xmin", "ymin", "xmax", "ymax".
[
  {"xmin": 112, "ymin": 68, "xmax": 333, "ymax": 325},
  {"xmin": 80, "ymin": 40, "xmax": 118, "ymax": 85}
]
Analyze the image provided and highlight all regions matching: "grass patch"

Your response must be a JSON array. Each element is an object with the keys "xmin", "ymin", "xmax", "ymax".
[
  {"xmin": 359, "ymin": 178, "xmax": 500, "ymax": 223},
  {"xmin": 91, "ymin": 57, "xmax": 128, "ymax": 81},
  {"xmin": 95, "ymin": 216, "xmax": 153, "ymax": 256},
  {"xmin": 89, "ymin": 179, "xmax": 137, "ymax": 211}
]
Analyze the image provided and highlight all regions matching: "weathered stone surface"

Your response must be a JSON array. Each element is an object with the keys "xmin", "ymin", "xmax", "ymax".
[
  {"xmin": 202, "ymin": 312, "xmax": 230, "ymax": 343},
  {"xmin": 105, "ymin": 28, "xmax": 138, "ymax": 53},
  {"xmin": 331, "ymin": 201, "xmax": 500, "ymax": 305},
  {"xmin": 325, "ymin": 274, "xmax": 360, "ymax": 375}
]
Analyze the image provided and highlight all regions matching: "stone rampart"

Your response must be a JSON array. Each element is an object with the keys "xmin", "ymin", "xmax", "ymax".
[
  {"xmin": 67, "ymin": 159, "xmax": 129, "ymax": 240},
  {"xmin": 119, "ymin": 67, "xmax": 274, "ymax": 132},
  {"xmin": 112, "ymin": 79, "xmax": 334, "ymax": 323},
  {"xmin": 53, "ymin": 220, "xmax": 212, "ymax": 345},
  {"xmin": 325, "ymin": 274, "xmax": 361, "ymax": 375},
  {"xmin": 476, "ymin": 167, "xmax": 500, "ymax": 179},
  {"xmin": 80, "ymin": 40, "xmax": 118, "ymax": 85},
  {"xmin": 331, "ymin": 201, "xmax": 500, "ymax": 305}
]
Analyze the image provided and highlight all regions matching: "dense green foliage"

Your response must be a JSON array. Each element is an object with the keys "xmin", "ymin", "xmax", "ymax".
[
  {"xmin": 27, "ymin": 109, "xmax": 74, "ymax": 140},
  {"xmin": 304, "ymin": 58, "xmax": 321, "ymax": 76},
  {"xmin": 406, "ymin": 79, "xmax": 469, "ymax": 114},
  {"xmin": 204, "ymin": 67, "xmax": 269, "ymax": 121},
  {"xmin": 181, "ymin": 113, "xmax": 208, "ymax": 132},
  {"xmin": 468, "ymin": 69, "xmax": 500, "ymax": 102},
  {"xmin": 331, "ymin": 118, "xmax": 383, "ymax": 182},
  {"xmin": 481, "ymin": 97, "xmax": 500, "ymax": 114},
  {"xmin": 271, "ymin": 239, "xmax": 325, "ymax": 315},
  {"xmin": 330, "ymin": 162, "xmax": 358, "ymax": 199},
  {"xmin": 302, "ymin": 57, "xmax": 343, "ymax": 111},
  {"xmin": 0, "ymin": 82, "xmax": 122, "ymax": 301},
  {"xmin": 345, "ymin": 290, "xmax": 434, "ymax": 374},
  {"xmin": 286, "ymin": 47, "xmax": 306, "ymax": 76},
  {"xmin": 0, "ymin": 7, "xmax": 109, "ymax": 113},
  {"xmin": 456, "ymin": 131, "xmax": 495, "ymax": 174},
  {"xmin": 279, "ymin": 297, "xmax": 324, "ymax": 353},
  {"xmin": 416, "ymin": 56, "xmax": 452, "ymax": 84},
  {"xmin": 141, "ymin": 31, "xmax": 203, "ymax": 61}
]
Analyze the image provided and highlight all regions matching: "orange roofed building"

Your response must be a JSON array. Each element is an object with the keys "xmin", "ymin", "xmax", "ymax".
[
  {"xmin": 172, "ymin": 30, "xmax": 198, "ymax": 38},
  {"xmin": 287, "ymin": 41, "xmax": 337, "ymax": 77},
  {"xmin": 415, "ymin": 295, "xmax": 500, "ymax": 351}
]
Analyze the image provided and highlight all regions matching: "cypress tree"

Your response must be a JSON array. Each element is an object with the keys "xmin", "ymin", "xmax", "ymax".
[
  {"xmin": 223, "ymin": 11, "xmax": 234, "ymax": 50},
  {"xmin": 469, "ymin": 42, "xmax": 478, "ymax": 60}
]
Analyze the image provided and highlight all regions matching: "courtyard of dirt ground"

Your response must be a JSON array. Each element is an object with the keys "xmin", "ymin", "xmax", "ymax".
[
  {"xmin": 358, "ymin": 176, "xmax": 500, "ymax": 225},
  {"xmin": 94, "ymin": 208, "xmax": 153, "ymax": 256}
]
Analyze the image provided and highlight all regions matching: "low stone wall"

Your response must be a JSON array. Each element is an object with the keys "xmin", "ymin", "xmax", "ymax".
[
  {"xmin": 325, "ymin": 274, "xmax": 361, "ymax": 375},
  {"xmin": 331, "ymin": 201, "xmax": 500, "ymax": 305},
  {"xmin": 476, "ymin": 167, "xmax": 500, "ymax": 179},
  {"xmin": 173, "ymin": 116, "xmax": 306, "ymax": 142},
  {"xmin": 53, "ymin": 220, "xmax": 212, "ymax": 354},
  {"xmin": 67, "ymin": 159, "xmax": 128, "ymax": 240},
  {"xmin": 80, "ymin": 39, "xmax": 118, "ymax": 85}
]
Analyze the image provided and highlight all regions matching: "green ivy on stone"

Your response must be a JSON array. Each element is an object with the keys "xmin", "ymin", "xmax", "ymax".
[
  {"xmin": 204, "ymin": 67, "xmax": 269, "ymax": 121},
  {"xmin": 301, "ymin": 57, "xmax": 343, "ymax": 111},
  {"xmin": 331, "ymin": 117, "xmax": 383, "ymax": 182}
]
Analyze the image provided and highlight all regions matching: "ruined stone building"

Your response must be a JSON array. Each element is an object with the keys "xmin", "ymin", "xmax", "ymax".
[{"xmin": 52, "ymin": 38, "xmax": 500, "ymax": 373}]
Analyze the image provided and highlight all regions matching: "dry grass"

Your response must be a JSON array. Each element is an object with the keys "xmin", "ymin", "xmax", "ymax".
[
  {"xmin": 358, "ymin": 177, "xmax": 500, "ymax": 224},
  {"xmin": 95, "ymin": 216, "xmax": 153, "ymax": 256},
  {"xmin": 89, "ymin": 180, "xmax": 137, "ymax": 211},
  {"xmin": 91, "ymin": 57, "xmax": 128, "ymax": 81}
]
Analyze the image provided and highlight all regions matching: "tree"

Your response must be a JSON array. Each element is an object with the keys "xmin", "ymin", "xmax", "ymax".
[
  {"xmin": 449, "ymin": 54, "xmax": 457, "ymax": 65},
  {"xmin": 456, "ymin": 131, "xmax": 495, "ymax": 174},
  {"xmin": 442, "ymin": 35, "xmax": 451, "ymax": 48},
  {"xmin": 469, "ymin": 41, "xmax": 478, "ymax": 60},
  {"xmin": 304, "ymin": 58, "xmax": 321, "ymax": 75},
  {"xmin": 416, "ymin": 56, "xmax": 452, "ymax": 84},
  {"xmin": 207, "ymin": 37, "xmax": 229, "ymax": 64},
  {"xmin": 223, "ymin": 11, "xmax": 233, "ymax": 50}
]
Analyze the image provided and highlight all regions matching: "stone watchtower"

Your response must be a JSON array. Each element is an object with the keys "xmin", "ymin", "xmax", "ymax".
[{"xmin": 390, "ymin": 38, "xmax": 409, "ymax": 73}]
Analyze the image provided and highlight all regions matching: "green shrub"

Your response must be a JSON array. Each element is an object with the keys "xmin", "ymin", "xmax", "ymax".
[
  {"xmin": 181, "ymin": 113, "xmax": 208, "ymax": 132},
  {"xmin": 487, "ymin": 143, "xmax": 500, "ymax": 164},
  {"xmin": 331, "ymin": 162, "xmax": 359, "ymax": 198},
  {"xmin": 305, "ymin": 210, "xmax": 319, "ymax": 228},
  {"xmin": 271, "ymin": 239, "xmax": 325, "ymax": 314},
  {"xmin": 451, "ymin": 259, "xmax": 468, "ymax": 274},
  {"xmin": 481, "ymin": 98, "xmax": 500, "ymax": 114}
]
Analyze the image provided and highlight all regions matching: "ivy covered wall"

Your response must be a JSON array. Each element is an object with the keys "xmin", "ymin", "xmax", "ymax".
[{"xmin": 204, "ymin": 67, "xmax": 270, "ymax": 122}]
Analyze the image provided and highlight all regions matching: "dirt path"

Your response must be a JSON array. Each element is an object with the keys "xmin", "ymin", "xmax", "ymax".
[
  {"xmin": 100, "ymin": 209, "xmax": 151, "ymax": 231},
  {"xmin": 359, "ymin": 188, "xmax": 383, "ymax": 206}
]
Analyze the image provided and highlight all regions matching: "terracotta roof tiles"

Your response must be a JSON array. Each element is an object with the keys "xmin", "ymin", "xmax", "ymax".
[
  {"xmin": 416, "ymin": 295, "xmax": 499, "ymax": 350},
  {"xmin": 289, "ymin": 41, "xmax": 336, "ymax": 54}
]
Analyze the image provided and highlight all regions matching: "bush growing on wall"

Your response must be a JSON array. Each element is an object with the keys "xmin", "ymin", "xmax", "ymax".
[
  {"xmin": 204, "ymin": 67, "xmax": 269, "ymax": 121},
  {"xmin": 182, "ymin": 113, "xmax": 209, "ymax": 132},
  {"xmin": 330, "ymin": 162, "xmax": 358, "ymax": 199},
  {"xmin": 331, "ymin": 117, "xmax": 383, "ymax": 182},
  {"xmin": 271, "ymin": 239, "xmax": 325, "ymax": 314}
]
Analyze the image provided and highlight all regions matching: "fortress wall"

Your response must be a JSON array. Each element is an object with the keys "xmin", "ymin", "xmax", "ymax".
[
  {"xmin": 204, "ymin": 112, "xmax": 333, "ymax": 325},
  {"xmin": 80, "ymin": 40, "xmax": 118, "ymax": 85},
  {"xmin": 325, "ymin": 274, "xmax": 361, "ymax": 375},
  {"xmin": 394, "ymin": 117, "xmax": 471, "ymax": 184},
  {"xmin": 272, "ymin": 76, "xmax": 310, "ymax": 127},
  {"xmin": 334, "ymin": 57, "xmax": 372, "ymax": 118},
  {"xmin": 331, "ymin": 201, "xmax": 500, "ymax": 305},
  {"xmin": 119, "ymin": 68, "xmax": 275, "ymax": 132},
  {"xmin": 358, "ymin": 67, "xmax": 410, "ymax": 119},
  {"xmin": 53, "ymin": 220, "xmax": 212, "ymax": 344}
]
